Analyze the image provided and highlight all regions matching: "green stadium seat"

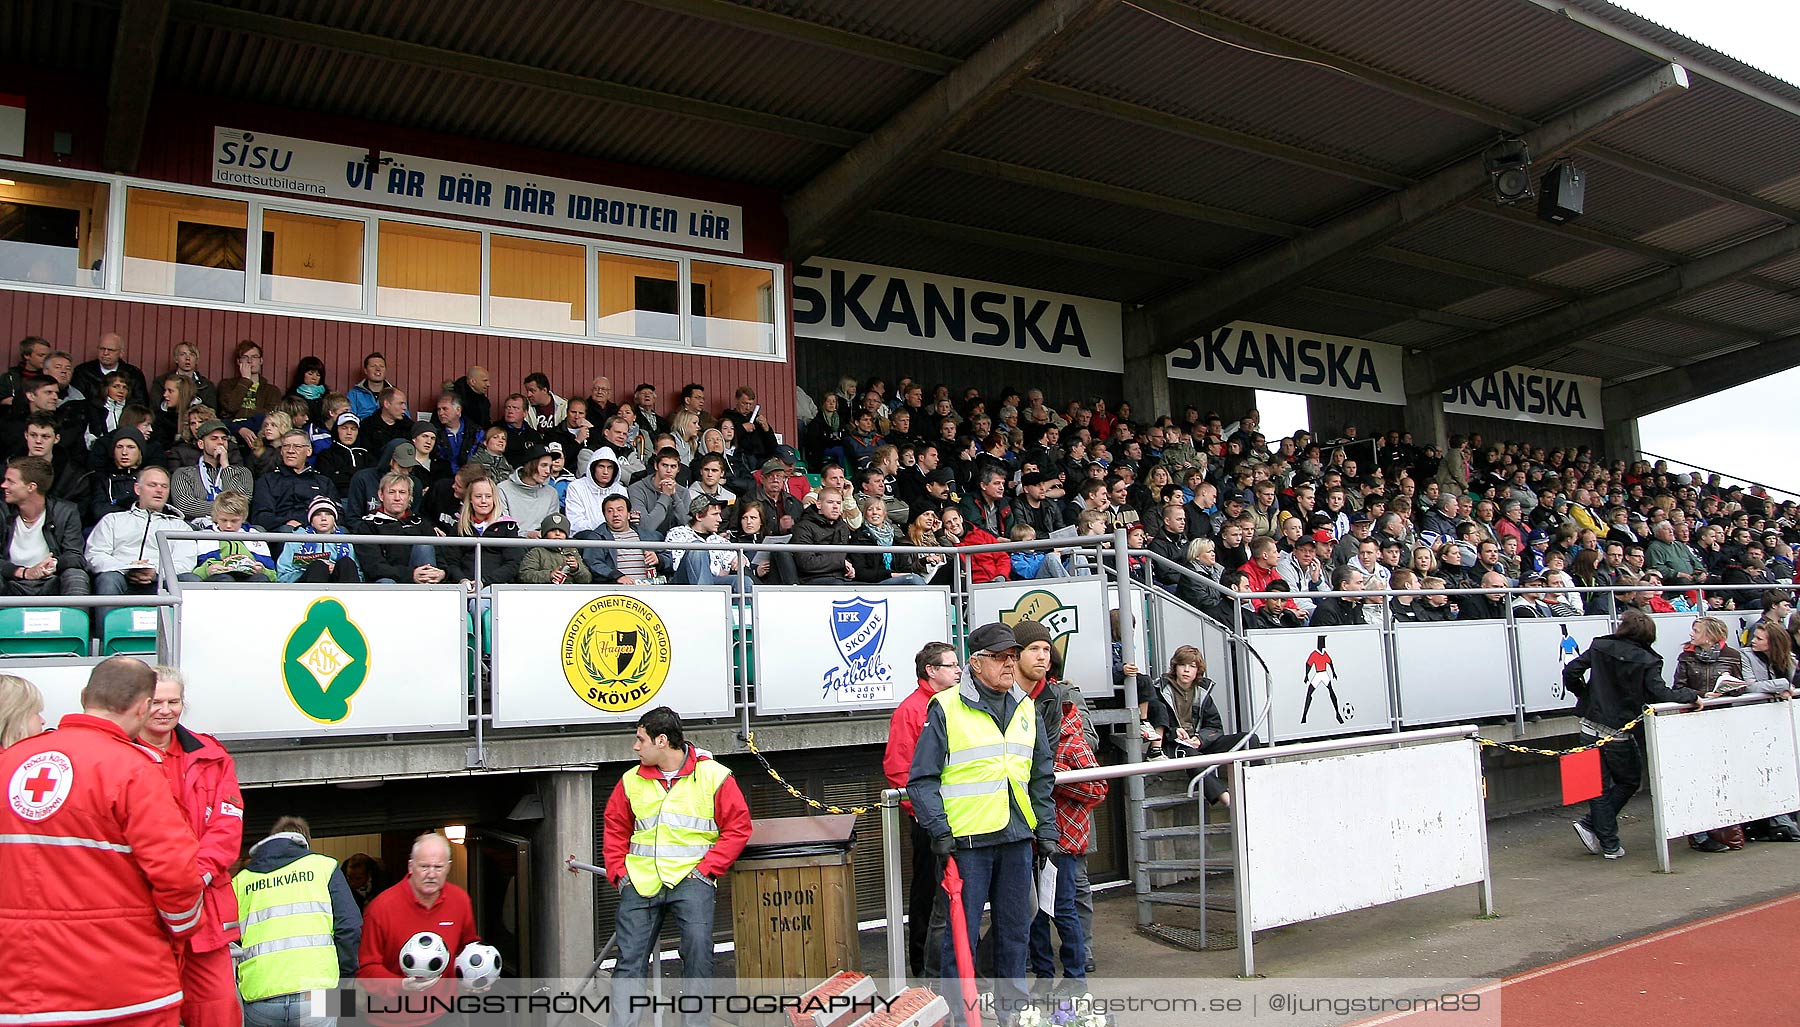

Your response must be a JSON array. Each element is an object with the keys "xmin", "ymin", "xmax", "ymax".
[
  {"xmin": 100, "ymin": 606, "xmax": 160, "ymax": 656},
  {"xmin": 0, "ymin": 607, "xmax": 91, "ymax": 657},
  {"xmin": 806, "ymin": 474, "xmax": 823, "ymax": 490}
]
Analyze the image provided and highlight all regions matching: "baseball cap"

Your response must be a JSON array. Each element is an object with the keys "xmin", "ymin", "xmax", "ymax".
[
  {"xmin": 520, "ymin": 446, "xmax": 549, "ymax": 465},
  {"xmin": 761, "ymin": 458, "xmax": 788, "ymax": 476},
  {"xmin": 775, "ymin": 444, "xmax": 799, "ymax": 464},
  {"xmin": 1350, "ymin": 511, "xmax": 1372, "ymax": 524},
  {"xmin": 1312, "ymin": 528, "xmax": 1335, "ymax": 546},
  {"xmin": 967, "ymin": 622, "xmax": 1020, "ymax": 655},
  {"xmin": 689, "ymin": 494, "xmax": 725, "ymax": 517},
  {"xmin": 334, "ymin": 411, "xmax": 360, "ymax": 428},
  {"xmin": 544, "ymin": 440, "xmax": 564, "ymax": 455},
  {"xmin": 196, "ymin": 419, "xmax": 228, "ymax": 439},
  {"xmin": 927, "ymin": 467, "xmax": 956, "ymax": 485},
  {"xmin": 392, "ymin": 442, "xmax": 420, "ymax": 468},
  {"xmin": 1292, "ymin": 535, "xmax": 1318, "ymax": 549},
  {"xmin": 1021, "ymin": 471, "xmax": 1048, "ymax": 488},
  {"xmin": 1012, "ymin": 620, "xmax": 1053, "ymax": 650},
  {"xmin": 540, "ymin": 512, "xmax": 571, "ymax": 535}
]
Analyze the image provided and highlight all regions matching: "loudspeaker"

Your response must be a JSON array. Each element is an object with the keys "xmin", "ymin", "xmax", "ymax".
[
  {"xmin": 1483, "ymin": 138, "xmax": 1534, "ymax": 206},
  {"xmin": 1538, "ymin": 163, "xmax": 1585, "ymax": 223}
]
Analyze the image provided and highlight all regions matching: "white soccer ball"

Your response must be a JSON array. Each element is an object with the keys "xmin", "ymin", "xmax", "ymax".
[
  {"xmin": 455, "ymin": 942, "xmax": 502, "ymax": 986},
  {"xmin": 399, "ymin": 932, "xmax": 450, "ymax": 980}
]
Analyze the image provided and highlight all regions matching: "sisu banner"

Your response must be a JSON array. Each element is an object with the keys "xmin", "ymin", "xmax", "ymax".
[
  {"xmin": 793, "ymin": 258, "xmax": 1123, "ymax": 371},
  {"xmin": 1166, "ymin": 320, "xmax": 1406, "ymax": 404},
  {"xmin": 1441, "ymin": 365, "xmax": 1603, "ymax": 428},
  {"xmin": 211, "ymin": 127, "xmax": 744, "ymax": 253}
]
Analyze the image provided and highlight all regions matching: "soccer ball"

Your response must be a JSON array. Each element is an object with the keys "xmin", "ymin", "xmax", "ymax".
[
  {"xmin": 399, "ymin": 932, "xmax": 450, "ymax": 980},
  {"xmin": 455, "ymin": 943, "xmax": 502, "ymax": 987}
]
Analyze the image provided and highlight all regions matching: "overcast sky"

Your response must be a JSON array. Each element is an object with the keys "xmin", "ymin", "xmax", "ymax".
[{"xmin": 1263, "ymin": 2, "xmax": 1799, "ymax": 494}]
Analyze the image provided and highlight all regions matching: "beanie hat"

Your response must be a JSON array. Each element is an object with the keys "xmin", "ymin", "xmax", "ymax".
[{"xmin": 1011, "ymin": 619, "xmax": 1054, "ymax": 650}]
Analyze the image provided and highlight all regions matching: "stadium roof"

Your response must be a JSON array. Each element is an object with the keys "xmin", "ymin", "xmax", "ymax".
[{"xmin": 13, "ymin": 0, "xmax": 1800, "ymax": 416}]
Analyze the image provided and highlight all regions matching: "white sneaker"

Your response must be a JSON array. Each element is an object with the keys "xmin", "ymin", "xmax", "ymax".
[
  {"xmin": 1573, "ymin": 820, "xmax": 1600, "ymax": 855},
  {"xmin": 1602, "ymin": 845, "xmax": 1625, "ymax": 860}
]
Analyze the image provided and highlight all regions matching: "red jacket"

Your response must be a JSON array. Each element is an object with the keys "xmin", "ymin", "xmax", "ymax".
[
  {"xmin": 357, "ymin": 880, "xmax": 479, "ymax": 1027},
  {"xmin": 884, "ymin": 680, "xmax": 939, "ymax": 815},
  {"xmin": 0, "ymin": 714, "xmax": 203, "ymax": 1026},
  {"xmin": 958, "ymin": 525, "xmax": 1011, "ymax": 583},
  {"xmin": 154, "ymin": 724, "xmax": 243, "ymax": 953},
  {"xmin": 602, "ymin": 745, "xmax": 752, "ymax": 886}
]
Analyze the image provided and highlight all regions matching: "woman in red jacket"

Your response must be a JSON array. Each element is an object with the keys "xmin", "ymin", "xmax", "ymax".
[{"xmin": 143, "ymin": 666, "xmax": 244, "ymax": 1027}]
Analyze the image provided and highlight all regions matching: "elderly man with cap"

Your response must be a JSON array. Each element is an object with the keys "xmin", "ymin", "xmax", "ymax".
[
  {"xmin": 170, "ymin": 418, "xmax": 255, "ymax": 521},
  {"xmin": 910, "ymin": 622, "xmax": 1057, "ymax": 1021}
]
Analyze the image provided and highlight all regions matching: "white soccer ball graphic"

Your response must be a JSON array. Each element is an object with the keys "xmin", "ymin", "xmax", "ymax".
[
  {"xmin": 456, "ymin": 942, "xmax": 502, "ymax": 986},
  {"xmin": 399, "ymin": 932, "xmax": 450, "ymax": 980}
]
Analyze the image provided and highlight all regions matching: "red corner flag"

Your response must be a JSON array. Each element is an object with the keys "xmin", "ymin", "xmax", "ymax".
[{"xmin": 1561, "ymin": 749, "xmax": 1602, "ymax": 805}]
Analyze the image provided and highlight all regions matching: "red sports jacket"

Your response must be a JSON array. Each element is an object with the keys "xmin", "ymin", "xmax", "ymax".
[
  {"xmin": 0, "ymin": 714, "xmax": 203, "ymax": 1026},
  {"xmin": 155, "ymin": 724, "xmax": 244, "ymax": 953}
]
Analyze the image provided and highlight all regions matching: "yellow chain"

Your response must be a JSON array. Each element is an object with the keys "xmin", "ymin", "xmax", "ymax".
[
  {"xmin": 742, "ymin": 732, "xmax": 875, "ymax": 816},
  {"xmin": 1475, "ymin": 709, "xmax": 1648, "ymax": 756}
]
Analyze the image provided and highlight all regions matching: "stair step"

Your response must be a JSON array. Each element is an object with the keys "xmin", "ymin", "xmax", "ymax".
[
  {"xmin": 1140, "ymin": 858, "xmax": 1215, "ymax": 871},
  {"xmin": 1144, "ymin": 890, "xmax": 1235, "ymax": 911},
  {"xmin": 1141, "ymin": 793, "xmax": 1199, "ymax": 810},
  {"xmin": 1138, "ymin": 824, "xmax": 1231, "ymax": 840}
]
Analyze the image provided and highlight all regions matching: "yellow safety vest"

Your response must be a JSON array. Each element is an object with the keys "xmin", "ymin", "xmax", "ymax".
[
  {"xmin": 621, "ymin": 758, "xmax": 733, "ymax": 895},
  {"xmin": 232, "ymin": 852, "xmax": 341, "ymax": 1002},
  {"xmin": 935, "ymin": 687, "xmax": 1038, "ymax": 837}
]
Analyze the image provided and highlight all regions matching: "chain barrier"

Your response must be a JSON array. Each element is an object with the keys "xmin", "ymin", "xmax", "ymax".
[
  {"xmin": 1475, "ymin": 708, "xmax": 1649, "ymax": 756},
  {"xmin": 742, "ymin": 731, "xmax": 877, "ymax": 816}
]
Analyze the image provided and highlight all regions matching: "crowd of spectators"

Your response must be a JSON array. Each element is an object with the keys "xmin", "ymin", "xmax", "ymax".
[{"xmin": 1, "ymin": 330, "xmax": 1795, "ymax": 684}]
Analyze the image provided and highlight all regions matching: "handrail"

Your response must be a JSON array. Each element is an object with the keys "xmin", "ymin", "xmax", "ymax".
[{"xmin": 1640, "ymin": 451, "xmax": 1800, "ymax": 502}]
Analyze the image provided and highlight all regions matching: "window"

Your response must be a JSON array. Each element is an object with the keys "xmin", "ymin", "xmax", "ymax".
[
  {"xmin": 260, "ymin": 210, "xmax": 364, "ymax": 311},
  {"xmin": 596, "ymin": 252, "xmax": 681, "ymax": 341},
  {"xmin": 376, "ymin": 220, "xmax": 479, "ymax": 325},
  {"xmin": 0, "ymin": 171, "xmax": 109, "ymax": 289},
  {"xmin": 124, "ymin": 188, "xmax": 248, "ymax": 302},
  {"xmin": 490, "ymin": 234, "xmax": 584, "ymax": 334},
  {"xmin": 691, "ymin": 260, "xmax": 775, "ymax": 353}
]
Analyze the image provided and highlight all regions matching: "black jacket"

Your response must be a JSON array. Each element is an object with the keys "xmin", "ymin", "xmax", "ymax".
[
  {"xmin": 314, "ymin": 442, "xmax": 367, "ymax": 496},
  {"xmin": 789, "ymin": 507, "xmax": 852, "ymax": 581},
  {"xmin": 352, "ymin": 511, "xmax": 433, "ymax": 582},
  {"xmin": 252, "ymin": 464, "xmax": 338, "ymax": 531},
  {"xmin": 441, "ymin": 518, "xmax": 524, "ymax": 586},
  {"xmin": 1563, "ymin": 635, "xmax": 1698, "ymax": 730},
  {"xmin": 1307, "ymin": 596, "xmax": 1367, "ymax": 627},
  {"xmin": 0, "ymin": 497, "xmax": 87, "ymax": 579}
]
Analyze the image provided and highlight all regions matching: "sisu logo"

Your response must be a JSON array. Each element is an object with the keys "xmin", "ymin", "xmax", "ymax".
[
  {"xmin": 216, "ymin": 132, "xmax": 295, "ymax": 173},
  {"xmin": 1443, "ymin": 370, "xmax": 1588, "ymax": 420},
  {"xmin": 1171, "ymin": 325, "xmax": 1383, "ymax": 392},
  {"xmin": 794, "ymin": 264, "xmax": 1092, "ymax": 357},
  {"xmin": 822, "ymin": 597, "xmax": 894, "ymax": 702}
]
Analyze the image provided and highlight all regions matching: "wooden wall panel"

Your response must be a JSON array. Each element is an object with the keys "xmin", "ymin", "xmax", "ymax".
[{"xmin": 0, "ymin": 290, "xmax": 797, "ymax": 436}]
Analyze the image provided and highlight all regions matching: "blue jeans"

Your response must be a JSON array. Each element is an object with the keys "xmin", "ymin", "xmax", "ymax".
[
  {"xmin": 610, "ymin": 874, "xmax": 717, "ymax": 1027},
  {"xmin": 95, "ymin": 570, "xmax": 157, "ymax": 595},
  {"xmin": 1028, "ymin": 852, "xmax": 1085, "ymax": 984},
  {"xmin": 243, "ymin": 991, "xmax": 333, "ymax": 1027},
  {"xmin": 941, "ymin": 841, "xmax": 1033, "ymax": 1023}
]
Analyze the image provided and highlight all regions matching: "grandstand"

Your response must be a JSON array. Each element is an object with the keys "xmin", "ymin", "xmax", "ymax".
[{"xmin": 3, "ymin": 0, "xmax": 1800, "ymax": 988}]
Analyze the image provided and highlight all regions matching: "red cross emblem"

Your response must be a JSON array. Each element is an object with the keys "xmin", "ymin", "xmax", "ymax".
[
  {"xmin": 9, "ymin": 751, "xmax": 74, "ymax": 821},
  {"xmin": 22, "ymin": 767, "xmax": 57, "ymax": 803}
]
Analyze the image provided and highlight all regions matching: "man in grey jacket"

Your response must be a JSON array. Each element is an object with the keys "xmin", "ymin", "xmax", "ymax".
[{"xmin": 625, "ymin": 448, "xmax": 684, "ymax": 537}]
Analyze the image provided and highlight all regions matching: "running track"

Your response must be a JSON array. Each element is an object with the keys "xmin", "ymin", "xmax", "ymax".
[{"xmin": 1363, "ymin": 890, "xmax": 1799, "ymax": 1024}]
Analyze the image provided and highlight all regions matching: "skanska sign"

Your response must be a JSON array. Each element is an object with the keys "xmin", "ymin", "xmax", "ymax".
[
  {"xmin": 1166, "ymin": 321, "xmax": 1406, "ymax": 405},
  {"xmin": 793, "ymin": 259, "xmax": 1123, "ymax": 371},
  {"xmin": 1442, "ymin": 366, "xmax": 1603, "ymax": 428}
]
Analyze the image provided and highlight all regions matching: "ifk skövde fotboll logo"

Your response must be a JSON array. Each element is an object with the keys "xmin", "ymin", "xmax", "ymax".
[{"xmin": 822, "ymin": 597, "xmax": 892, "ymax": 701}]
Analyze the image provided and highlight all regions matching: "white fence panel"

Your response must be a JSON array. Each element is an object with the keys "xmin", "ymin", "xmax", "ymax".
[
  {"xmin": 753, "ymin": 587, "xmax": 953, "ymax": 715},
  {"xmin": 177, "ymin": 584, "xmax": 465, "ymax": 739},
  {"xmin": 2, "ymin": 657, "xmax": 150, "ymax": 726},
  {"xmin": 969, "ymin": 577, "xmax": 1111, "ymax": 698},
  {"xmin": 1516, "ymin": 616, "xmax": 1611, "ymax": 714},
  {"xmin": 489, "ymin": 586, "xmax": 734, "ymax": 728},
  {"xmin": 1649, "ymin": 613, "xmax": 1698, "ymax": 681},
  {"xmin": 1248, "ymin": 625, "xmax": 1390, "ymax": 742},
  {"xmin": 1647, "ymin": 701, "xmax": 1800, "ymax": 840},
  {"xmin": 1240, "ymin": 737, "xmax": 1487, "ymax": 932},
  {"xmin": 1394, "ymin": 621, "xmax": 1515, "ymax": 725},
  {"xmin": 1150, "ymin": 592, "xmax": 1237, "ymax": 732}
]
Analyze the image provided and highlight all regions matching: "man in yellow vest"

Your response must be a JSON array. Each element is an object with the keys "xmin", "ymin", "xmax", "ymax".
[
  {"xmin": 233, "ymin": 816, "xmax": 364, "ymax": 1027},
  {"xmin": 601, "ymin": 707, "xmax": 753, "ymax": 1027},
  {"xmin": 909, "ymin": 623, "xmax": 1057, "ymax": 1021}
]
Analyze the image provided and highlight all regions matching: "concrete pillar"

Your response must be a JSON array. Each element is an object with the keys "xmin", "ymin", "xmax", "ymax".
[
  {"xmin": 1604, "ymin": 415, "xmax": 1641, "ymax": 465},
  {"xmin": 1403, "ymin": 353, "xmax": 1448, "ymax": 447},
  {"xmin": 532, "ymin": 770, "xmax": 597, "ymax": 978},
  {"xmin": 1122, "ymin": 311, "xmax": 1172, "ymax": 420}
]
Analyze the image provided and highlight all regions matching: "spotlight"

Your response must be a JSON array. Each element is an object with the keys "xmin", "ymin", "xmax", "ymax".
[
  {"xmin": 1483, "ymin": 138, "xmax": 1534, "ymax": 206},
  {"xmin": 1538, "ymin": 160, "xmax": 1585, "ymax": 224}
]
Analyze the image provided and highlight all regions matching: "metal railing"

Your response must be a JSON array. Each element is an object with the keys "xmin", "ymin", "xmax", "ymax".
[{"xmin": 1640, "ymin": 451, "xmax": 1800, "ymax": 503}]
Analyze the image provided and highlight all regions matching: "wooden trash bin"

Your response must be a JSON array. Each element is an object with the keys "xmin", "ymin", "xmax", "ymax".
[{"xmin": 729, "ymin": 814, "xmax": 860, "ymax": 990}]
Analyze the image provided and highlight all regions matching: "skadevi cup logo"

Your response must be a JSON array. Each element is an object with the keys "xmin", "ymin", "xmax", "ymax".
[
  {"xmin": 822, "ymin": 596, "xmax": 893, "ymax": 703},
  {"xmin": 563, "ymin": 594, "xmax": 672, "ymax": 712}
]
